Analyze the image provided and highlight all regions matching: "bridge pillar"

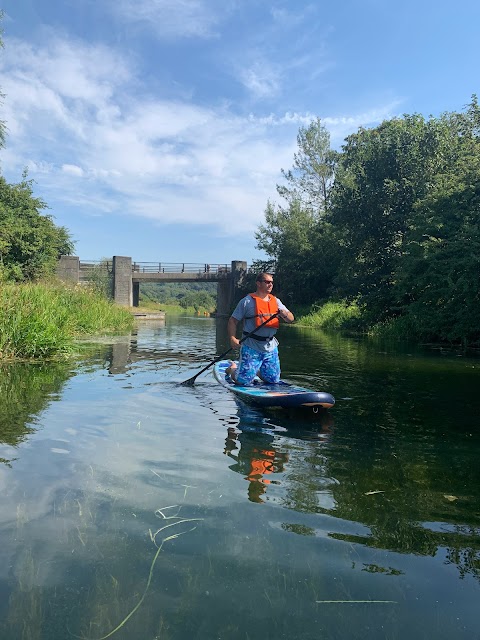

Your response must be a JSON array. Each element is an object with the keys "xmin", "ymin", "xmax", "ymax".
[
  {"xmin": 133, "ymin": 282, "xmax": 140, "ymax": 307},
  {"xmin": 216, "ymin": 260, "xmax": 247, "ymax": 316},
  {"xmin": 216, "ymin": 279, "xmax": 231, "ymax": 317},
  {"xmin": 112, "ymin": 256, "xmax": 133, "ymax": 306},
  {"xmin": 56, "ymin": 256, "xmax": 79, "ymax": 283}
]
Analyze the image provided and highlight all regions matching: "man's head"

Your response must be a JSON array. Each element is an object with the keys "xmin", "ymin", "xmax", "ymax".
[{"xmin": 256, "ymin": 272, "xmax": 274, "ymax": 292}]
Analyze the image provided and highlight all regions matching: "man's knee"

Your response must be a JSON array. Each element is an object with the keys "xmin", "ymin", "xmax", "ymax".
[
  {"xmin": 259, "ymin": 353, "xmax": 280, "ymax": 383},
  {"xmin": 260, "ymin": 372, "xmax": 280, "ymax": 384},
  {"xmin": 235, "ymin": 370, "xmax": 257, "ymax": 385}
]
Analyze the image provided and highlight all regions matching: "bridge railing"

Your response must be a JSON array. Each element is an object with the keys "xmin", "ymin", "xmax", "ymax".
[
  {"xmin": 79, "ymin": 260, "xmax": 112, "ymax": 281},
  {"xmin": 131, "ymin": 262, "xmax": 230, "ymax": 274}
]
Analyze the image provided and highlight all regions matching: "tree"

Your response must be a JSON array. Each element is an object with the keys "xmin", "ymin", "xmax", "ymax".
[
  {"xmin": 255, "ymin": 200, "xmax": 338, "ymax": 304},
  {"xmin": 278, "ymin": 117, "xmax": 337, "ymax": 214},
  {"xmin": 329, "ymin": 113, "xmax": 452, "ymax": 319},
  {"xmin": 392, "ymin": 99, "xmax": 480, "ymax": 343},
  {"xmin": 0, "ymin": 174, "xmax": 74, "ymax": 281},
  {"xmin": 256, "ymin": 118, "xmax": 339, "ymax": 304}
]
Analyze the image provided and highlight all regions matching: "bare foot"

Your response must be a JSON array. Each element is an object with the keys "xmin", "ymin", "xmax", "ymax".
[{"xmin": 225, "ymin": 362, "xmax": 237, "ymax": 379}]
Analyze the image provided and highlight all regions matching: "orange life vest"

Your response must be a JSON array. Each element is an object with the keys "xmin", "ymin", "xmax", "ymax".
[{"xmin": 249, "ymin": 294, "xmax": 280, "ymax": 328}]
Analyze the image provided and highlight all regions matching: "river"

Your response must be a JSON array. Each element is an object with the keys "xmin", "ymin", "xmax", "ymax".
[{"xmin": 0, "ymin": 316, "xmax": 479, "ymax": 640}]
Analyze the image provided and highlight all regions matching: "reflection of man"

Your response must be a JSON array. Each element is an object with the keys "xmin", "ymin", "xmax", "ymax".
[{"xmin": 224, "ymin": 428, "xmax": 289, "ymax": 503}]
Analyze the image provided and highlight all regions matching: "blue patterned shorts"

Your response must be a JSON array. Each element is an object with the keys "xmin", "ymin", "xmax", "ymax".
[{"xmin": 236, "ymin": 344, "xmax": 281, "ymax": 385}]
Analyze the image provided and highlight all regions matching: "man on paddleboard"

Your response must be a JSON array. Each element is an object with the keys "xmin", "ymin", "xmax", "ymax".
[{"xmin": 226, "ymin": 272, "xmax": 294, "ymax": 385}]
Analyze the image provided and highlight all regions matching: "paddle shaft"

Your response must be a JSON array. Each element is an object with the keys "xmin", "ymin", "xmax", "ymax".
[{"xmin": 180, "ymin": 311, "xmax": 281, "ymax": 385}]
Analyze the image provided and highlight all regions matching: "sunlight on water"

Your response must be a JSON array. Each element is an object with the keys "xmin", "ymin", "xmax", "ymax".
[{"xmin": 0, "ymin": 316, "xmax": 479, "ymax": 639}]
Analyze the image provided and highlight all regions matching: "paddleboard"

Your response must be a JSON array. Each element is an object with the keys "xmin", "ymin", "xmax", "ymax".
[{"xmin": 213, "ymin": 360, "xmax": 335, "ymax": 409}]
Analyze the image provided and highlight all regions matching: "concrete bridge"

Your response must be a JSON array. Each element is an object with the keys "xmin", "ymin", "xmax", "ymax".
[{"xmin": 56, "ymin": 256, "xmax": 248, "ymax": 316}]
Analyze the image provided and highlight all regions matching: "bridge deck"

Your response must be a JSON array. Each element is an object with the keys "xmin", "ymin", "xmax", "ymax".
[
  {"xmin": 132, "ymin": 272, "xmax": 229, "ymax": 283},
  {"xmin": 79, "ymin": 261, "xmax": 231, "ymax": 282}
]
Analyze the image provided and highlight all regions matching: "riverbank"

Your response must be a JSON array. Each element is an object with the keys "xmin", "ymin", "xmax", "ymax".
[
  {"xmin": 295, "ymin": 299, "xmax": 480, "ymax": 347},
  {"xmin": 0, "ymin": 282, "xmax": 134, "ymax": 360},
  {"xmin": 296, "ymin": 300, "xmax": 361, "ymax": 330},
  {"xmin": 135, "ymin": 300, "xmax": 214, "ymax": 316}
]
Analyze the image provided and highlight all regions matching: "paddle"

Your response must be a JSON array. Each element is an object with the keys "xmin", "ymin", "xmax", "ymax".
[{"xmin": 179, "ymin": 311, "xmax": 281, "ymax": 386}]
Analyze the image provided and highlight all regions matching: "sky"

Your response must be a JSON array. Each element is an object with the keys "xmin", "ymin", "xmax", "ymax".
[{"xmin": 1, "ymin": 0, "xmax": 479, "ymax": 267}]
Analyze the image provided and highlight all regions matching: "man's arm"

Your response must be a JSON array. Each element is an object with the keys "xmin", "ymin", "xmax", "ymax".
[
  {"xmin": 278, "ymin": 301, "xmax": 294, "ymax": 323},
  {"xmin": 227, "ymin": 316, "xmax": 240, "ymax": 349},
  {"xmin": 279, "ymin": 308, "xmax": 294, "ymax": 323}
]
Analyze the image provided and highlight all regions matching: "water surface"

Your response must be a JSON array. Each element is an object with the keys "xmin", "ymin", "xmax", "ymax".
[{"xmin": 0, "ymin": 317, "xmax": 479, "ymax": 640}]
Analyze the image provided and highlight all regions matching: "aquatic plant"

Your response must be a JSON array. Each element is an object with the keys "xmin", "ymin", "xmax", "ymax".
[{"xmin": 75, "ymin": 477, "xmax": 203, "ymax": 640}]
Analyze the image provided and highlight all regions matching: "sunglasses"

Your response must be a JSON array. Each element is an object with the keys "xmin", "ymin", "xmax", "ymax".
[{"xmin": 261, "ymin": 279, "xmax": 274, "ymax": 284}]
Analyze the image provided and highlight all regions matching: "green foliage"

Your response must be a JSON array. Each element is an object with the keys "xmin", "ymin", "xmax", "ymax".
[
  {"xmin": 0, "ymin": 174, "xmax": 74, "ymax": 281},
  {"xmin": 85, "ymin": 259, "xmax": 113, "ymax": 297},
  {"xmin": 330, "ymin": 113, "xmax": 446, "ymax": 311},
  {"xmin": 257, "ymin": 97, "xmax": 480, "ymax": 344},
  {"xmin": 140, "ymin": 282, "xmax": 216, "ymax": 312},
  {"xmin": 255, "ymin": 200, "xmax": 339, "ymax": 304},
  {"xmin": 0, "ymin": 360, "xmax": 73, "ymax": 464},
  {"xmin": 0, "ymin": 282, "xmax": 133, "ymax": 360},
  {"xmin": 278, "ymin": 117, "xmax": 337, "ymax": 213},
  {"xmin": 255, "ymin": 118, "xmax": 340, "ymax": 305},
  {"xmin": 297, "ymin": 300, "xmax": 361, "ymax": 330}
]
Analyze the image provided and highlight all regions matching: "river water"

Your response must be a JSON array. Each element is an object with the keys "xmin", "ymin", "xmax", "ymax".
[{"xmin": 0, "ymin": 316, "xmax": 479, "ymax": 640}]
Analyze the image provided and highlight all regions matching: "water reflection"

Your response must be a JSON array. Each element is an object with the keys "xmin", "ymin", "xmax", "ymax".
[
  {"xmin": 224, "ymin": 426, "xmax": 290, "ymax": 503},
  {"xmin": 1, "ymin": 318, "xmax": 479, "ymax": 639},
  {"xmin": 217, "ymin": 393, "xmax": 480, "ymax": 586},
  {"xmin": 0, "ymin": 362, "xmax": 75, "ymax": 466}
]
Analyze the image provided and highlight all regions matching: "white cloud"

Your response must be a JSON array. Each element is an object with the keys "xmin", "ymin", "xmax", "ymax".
[
  {"xmin": 62, "ymin": 164, "xmax": 84, "ymax": 177},
  {"xmin": 112, "ymin": 0, "xmax": 229, "ymax": 39},
  {"xmin": 0, "ymin": 34, "xmax": 398, "ymax": 237},
  {"xmin": 239, "ymin": 60, "xmax": 281, "ymax": 99}
]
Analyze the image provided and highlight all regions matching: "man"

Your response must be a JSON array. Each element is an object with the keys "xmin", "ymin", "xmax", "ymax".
[{"xmin": 226, "ymin": 272, "xmax": 294, "ymax": 385}]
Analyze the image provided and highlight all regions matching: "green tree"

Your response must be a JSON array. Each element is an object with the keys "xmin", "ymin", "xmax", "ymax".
[
  {"xmin": 256, "ymin": 118, "xmax": 339, "ymax": 304},
  {"xmin": 393, "ymin": 98, "xmax": 480, "ymax": 343},
  {"xmin": 278, "ymin": 117, "xmax": 337, "ymax": 213},
  {"xmin": 0, "ymin": 174, "xmax": 74, "ymax": 281},
  {"xmin": 256, "ymin": 200, "xmax": 338, "ymax": 304},
  {"xmin": 329, "ymin": 113, "xmax": 453, "ymax": 319}
]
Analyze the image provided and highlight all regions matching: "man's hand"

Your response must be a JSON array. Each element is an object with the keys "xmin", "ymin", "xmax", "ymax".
[
  {"xmin": 228, "ymin": 316, "xmax": 240, "ymax": 349},
  {"xmin": 229, "ymin": 336, "xmax": 240, "ymax": 349}
]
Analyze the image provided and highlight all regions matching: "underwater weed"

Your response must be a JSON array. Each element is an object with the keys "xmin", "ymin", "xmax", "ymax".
[{"xmin": 74, "ymin": 505, "xmax": 203, "ymax": 640}]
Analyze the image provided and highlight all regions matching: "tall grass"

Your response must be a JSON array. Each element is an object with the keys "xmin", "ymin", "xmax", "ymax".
[
  {"xmin": 368, "ymin": 314, "xmax": 421, "ymax": 341},
  {"xmin": 296, "ymin": 300, "xmax": 361, "ymax": 330},
  {"xmin": 0, "ymin": 282, "xmax": 134, "ymax": 360}
]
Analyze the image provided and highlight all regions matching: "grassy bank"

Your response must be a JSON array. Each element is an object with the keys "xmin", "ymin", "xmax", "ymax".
[
  {"xmin": 0, "ymin": 282, "xmax": 134, "ymax": 360},
  {"xmin": 296, "ymin": 300, "xmax": 361, "ymax": 330}
]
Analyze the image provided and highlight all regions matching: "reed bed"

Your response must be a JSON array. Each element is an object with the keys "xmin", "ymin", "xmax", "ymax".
[{"xmin": 0, "ymin": 282, "xmax": 134, "ymax": 360}]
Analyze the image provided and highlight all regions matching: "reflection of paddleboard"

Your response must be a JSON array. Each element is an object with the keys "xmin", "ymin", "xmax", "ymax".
[{"xmin": 213, "ymin": 360, "xmax": 335, "ymax": 409}]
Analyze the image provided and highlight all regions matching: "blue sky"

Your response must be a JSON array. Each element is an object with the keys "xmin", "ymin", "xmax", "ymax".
[{"xmin": 1, "ymin": 0, "xmax": 479, "ymax": 267}]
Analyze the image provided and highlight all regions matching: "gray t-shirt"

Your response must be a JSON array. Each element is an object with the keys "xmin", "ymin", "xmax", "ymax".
[{"xmin": 231, "ymin": 294, "xmax": 290, "ymax": 353}]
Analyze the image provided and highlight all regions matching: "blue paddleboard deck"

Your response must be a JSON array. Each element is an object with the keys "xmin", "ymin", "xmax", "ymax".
[{"xmin": 213, "ymin": 360, "xmax": 335, "ymax": 409}]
